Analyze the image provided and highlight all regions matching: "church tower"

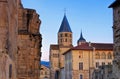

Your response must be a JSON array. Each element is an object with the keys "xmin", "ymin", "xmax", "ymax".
[
  {"xmin": 49, "ymin": 14, "xmax": 73, "ymax": 79},
  {"xmin": 77, "ymin": 31, "xmax": 86, "ymax": 45},
  {"xmin": 58, "ymin": 14, "xmax": 72, "ymax": 47}
]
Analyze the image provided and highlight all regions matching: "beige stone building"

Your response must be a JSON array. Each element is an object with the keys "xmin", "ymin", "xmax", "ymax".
[
  {"xmin": 49, "ymin": 14, "xmax": 73, "ymax": 79},
  {"xmin": 63, "ymin": 39, "xmax": 113, "ymax": 79},
  {"xmin": 0, "ymin": 0, "xmax": 42, "ymax": 79},
  {"xmin": 49, "ymin": 14, "xmax": 113, "ymax": 79},
  {"xmin": 40, "ymin": 65, "xmax": 50, "ymax": 79}
]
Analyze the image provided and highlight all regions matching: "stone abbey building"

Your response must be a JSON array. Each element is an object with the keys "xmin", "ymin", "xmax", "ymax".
[
  {"xmin": 0, "ymin": 0, "xmax": 42, "ymax": 79},
  {"xmin": 49, "ymin": 13, "xmax": 113, "ymax": 79}
]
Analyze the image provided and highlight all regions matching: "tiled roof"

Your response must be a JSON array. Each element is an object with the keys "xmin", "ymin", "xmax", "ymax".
[
  {"xmin": 50, "ymin": 44, "xmax": 59, "ymax": 50},
  {"xmin": 63, "ymin": 42, "xmax": 113, "ymax": 55},
  {"xmin": 72, "ymin": 43, "xmax": 113, "ymax": 50},
  {"xmin": 58, "ymin": 15, "xmax": 72, "ymax": 33},
  {"xmin": 109, "ymin": 0, "xmax": 120, "ymax": 8}
]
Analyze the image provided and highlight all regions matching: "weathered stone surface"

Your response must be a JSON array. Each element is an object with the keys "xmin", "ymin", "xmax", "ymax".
[
  {"xmin": 0, "ymin": 0, "xmax": 42, "ymax": 79},
  {"xmin": 0, "ymin": 0, "xmax": 18, "ymax": 79},
  {"xmin": 17, "ymin": 1, "xmax": 42, "ymax": 79}
]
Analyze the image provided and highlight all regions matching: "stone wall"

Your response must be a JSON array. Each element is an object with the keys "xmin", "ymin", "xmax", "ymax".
[
  {"xmin": 0, "ymin": 0, "xmax": 42, "ymax": 79},
  {"xmin": 17, "ymin": 2, "xmax": 42, "ymax": 79},
  {"xmin": 0, "ymin": 0, "xmax": 18, "ymax": 79},
  {"xmin": 112, "ymin": 2, "xmax": 120, "ymax": 79}
]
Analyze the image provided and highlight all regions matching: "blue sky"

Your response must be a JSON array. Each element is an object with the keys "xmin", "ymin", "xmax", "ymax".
[{"xmin": 22, "ymin": 0, "xmax": 114, "ymax": 61}]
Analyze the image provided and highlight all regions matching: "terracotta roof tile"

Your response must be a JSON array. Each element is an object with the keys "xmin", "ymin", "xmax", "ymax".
[{"xmin": 72, "ymin": 43, "xmax": 113, "ymax": 50}]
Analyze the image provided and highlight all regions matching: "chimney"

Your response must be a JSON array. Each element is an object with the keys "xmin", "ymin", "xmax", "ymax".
[{"xmin": 89, "ymin": 42, "xmax": 91, "ymax": 46}]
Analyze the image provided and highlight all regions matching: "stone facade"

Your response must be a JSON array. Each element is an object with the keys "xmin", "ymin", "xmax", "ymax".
[
  {"xmin": 0, "ymin": 0, "xmax": 18, "ymax": 79},
  {"xmin": 17, "ymin": 1, "xmax": 42, "ymax": 79},
  {"xmin": 40, "ymin": 65, "xmax": 50, "ymax": 79},
  {"xmin": 0, "ymin": 0, "xmax": 42, "ymax": 79},
  {"xmin": 63, "ymin": 42, "xmax": 113, "ymax": 79}
]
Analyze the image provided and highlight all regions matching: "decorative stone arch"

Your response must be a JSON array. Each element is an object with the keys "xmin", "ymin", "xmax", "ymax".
[
  {"xmin": 101, "ymin": 52, "xmax": 106, "ymax": 59},
  {"xmin": 107, "ymin": 52, "xmax": 112, "ymax": 59},
  {"xmin": 95, "ymin": 52, "xmax": 100, "ymax": 59}
]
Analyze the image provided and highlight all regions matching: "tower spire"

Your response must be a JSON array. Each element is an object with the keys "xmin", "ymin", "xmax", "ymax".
[
  {"xmin": 64, "ymin": 8, "xmax": 66, "ymax": 15},
  {"xmin": 77, "ymin": 30, "xmax": 86, "ymax": 45},
  {"xmin": 58, "ymin": 13, "xmax": 72, "ymax": 46}
]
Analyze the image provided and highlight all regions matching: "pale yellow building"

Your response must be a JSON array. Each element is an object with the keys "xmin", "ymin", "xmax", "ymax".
[
  {"xmin": 63, "ymin": 33, "xmax": 113, "ymax": 79},
  {"xmin": 40, "ymin": 65, "xmax": 50, "ymax": 79}
]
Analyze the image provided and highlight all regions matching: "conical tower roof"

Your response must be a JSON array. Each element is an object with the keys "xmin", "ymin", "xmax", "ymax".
[{"xmin": 58, "ymin": 15, "xmax": 72, "ymax": 33}]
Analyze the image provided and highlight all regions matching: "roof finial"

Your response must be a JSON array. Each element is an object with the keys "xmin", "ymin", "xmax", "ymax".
[
  {"xmin": 64, "ymin": 8, "xmax": 66, "ymax": 15},
  {"xmin": 80, "ymin": 29, "xmax": 83, "ymax": 38}
]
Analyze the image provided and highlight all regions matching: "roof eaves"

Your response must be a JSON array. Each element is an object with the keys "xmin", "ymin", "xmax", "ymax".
[{"xmin": 109, "ymin": 0, "xmax": 120, "ymax": 8}]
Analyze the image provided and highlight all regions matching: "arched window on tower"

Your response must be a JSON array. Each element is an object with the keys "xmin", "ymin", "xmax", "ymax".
[
  {"xmin": 101, "ymin": 52, "xmax": 106, "ymax": 59},
  {"xmin": 65, "ymin": 33, "xmax": 68, "ymax": 37},
  {"xmin": 95, "ymin": 52, "xmax": 100, "ymax": 59},
  {"xmin": 107, "ymin": 52, "xmax": 112, "ymax": 59},
  {"xmin": 65, "ymin": 39, "xmax": 67, "ymax": 42},
  {"xmin": 60, "ymin": 34, "xmax": 63, "ymax": 37}
]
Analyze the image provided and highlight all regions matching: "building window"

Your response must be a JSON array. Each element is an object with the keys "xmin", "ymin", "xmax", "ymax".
[
  {"xmin": 53, "ymin": 54, "xmax": 59, "ymax": 58},
  {"xmin": 107, "ymin": 52, "xmax": 112, "ymax": 59},
  {"xmin": 79, "ymin": 62, "xmax": 83, "ymax": 70},
  {"xmin": 70, "ymin": 34, "xmax": 72, "ymax": 37},
  {"xmin": 101, "ymin": 52, "xmax": 106, "ymax": 59},
  {"xmin": 102, "ymin": 62, "xmax": 105, "ymax": 66},
  {"xmin": 79, "ymin": 52, "xmax": 83, "ymax": 58},
  {"xmin": 80, "ymin": 74, "xmax": 83, "ymax": 79},
  {"xmin": 96, "ymin": 62, "xmax": 99, "ymax": 68},
  {"xmin": 61, "ymin": 39, "xmax": 62, "ymax": 42},
  {"xmin": 95, "ymin": 52, "xmax": 100, "ymax": 59},
  {"xmin": 45, "ymin": 71, "xmax": 47, "ymax": 75},
  {"xmin": 108, "ymin": 62, "xmax": 111, "ymax": 65},
  {"xmin": 65, "ymin": 33, "xmax": 68, "ymax": 37},
  {"xmin": 60, "ymin": 34, "xmax": 63, "ymax": 37},
  {"xmin": 9, "ymin": 64, "xmax": 12, "ymax": 78},
  {"xmin": 65, "ymin": 39, "xmax": 67, "ymax": 42}
]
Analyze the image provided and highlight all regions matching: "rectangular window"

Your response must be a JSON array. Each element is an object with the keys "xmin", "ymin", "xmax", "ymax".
[
  {"xmin": 79, "ymin": 62, "xmax": 83, "ymax": 70},
  {"xmin": 65, "ymin": 33, "xmax": 68, "ymax": 37},
  {"xmin": 80, "ymin": 74, "xmax": 83, "ymax": 79},
  {"xmin": 96, "ymin": 62, "xmax": 99, "ymax": 68},
  {"xmin": 102, "ymin": 62, "xmax": 105, "ymax": 66}
]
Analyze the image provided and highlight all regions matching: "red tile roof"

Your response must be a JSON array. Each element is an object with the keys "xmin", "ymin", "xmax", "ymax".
[
  {"xmin": 63, "ymin": 42, "xmax": 113, "ymax": 55},
  {"xmin": 72, "ymin": 43, "xmax": 113, "ymax": 50}
]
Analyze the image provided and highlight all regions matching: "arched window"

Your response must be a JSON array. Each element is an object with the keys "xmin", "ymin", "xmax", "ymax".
[
  {"xmin": 9, "ymin": 64, "xmax": 12, "ymax": 78},
  {"xmin": 65, "ymin": 33, "xmax": 68, "ymax": 37},
  {"xmin": 107, "ymin": 52, "xmax": 112, "ymax": 59},
  {"xmin": 101, "ymin": 52, "xmax": 106, "ymax": 59},
  {"xmin": 95, "ymin": 52, "xmax": 100, "ymax": 59}
]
